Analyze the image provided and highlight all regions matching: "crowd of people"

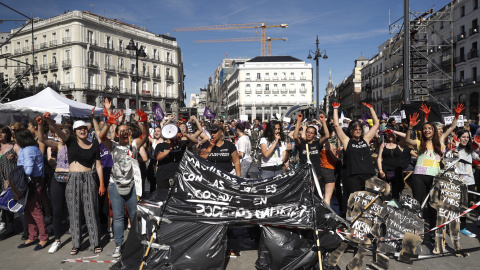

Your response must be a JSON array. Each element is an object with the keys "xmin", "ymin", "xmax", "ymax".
[{"xmin": 1, "ymin": 98, "xmax": 480, "ymax": 259}]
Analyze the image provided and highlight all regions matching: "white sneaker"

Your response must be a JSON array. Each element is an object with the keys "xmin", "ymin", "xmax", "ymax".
[
  {"xmin": 0, "ymin": 222, "xmax": 5, "ymax": 232},
  {"xmin": 112, "ymin": 246, "xmax": 122, "ymax": 258},
  {"xmin": 48, "ymin": 241, "xmax": 61, "ymax": 254}
]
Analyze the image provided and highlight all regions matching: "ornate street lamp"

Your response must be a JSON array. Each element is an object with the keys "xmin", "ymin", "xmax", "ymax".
[
  {"xmin": 126, "ymin": 39, "xmax": 147, "ymax": 110},
  {"xmin": 307, "ymin": 36, "xmax": 328, "ymax": 119}
]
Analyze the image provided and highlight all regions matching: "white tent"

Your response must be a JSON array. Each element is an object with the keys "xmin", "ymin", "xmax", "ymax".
[{"xmin": 6, "ymin": 87, "xmax": 103, "ymax": 121}]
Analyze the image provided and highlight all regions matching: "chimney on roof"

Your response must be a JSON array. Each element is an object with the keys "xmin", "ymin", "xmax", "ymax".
[{"xmin": 141, "ymin": 26, "xmax": 145, "ymax": 31}]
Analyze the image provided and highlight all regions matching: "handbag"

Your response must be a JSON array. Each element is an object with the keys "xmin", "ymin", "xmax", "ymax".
[
  {"xmin": 53, "ymin": 171, "xmax": 69, "ymax": 183},
  {"xmin": 0, "ymin": 187, "xmax": 28, "ymax": 213}
]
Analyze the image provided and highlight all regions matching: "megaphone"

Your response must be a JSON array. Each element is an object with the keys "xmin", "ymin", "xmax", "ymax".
[{"xmin": 161, "ymin": 123, "xmax": 179, "ymax": 139}]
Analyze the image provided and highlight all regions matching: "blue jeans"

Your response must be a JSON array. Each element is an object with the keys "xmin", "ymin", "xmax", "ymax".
[
  {"xmin": 259, "ymin": 168, "xmax": 283, "ymax": 179},
  {"xmin": 108, "ymin": 182, "xmax": 137, "ymax": 246}
]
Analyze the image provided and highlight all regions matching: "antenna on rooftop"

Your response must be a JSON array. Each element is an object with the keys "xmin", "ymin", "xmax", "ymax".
[{"xmin": 89, "ymin": 3, "xmax": 94, "ymax": 12}]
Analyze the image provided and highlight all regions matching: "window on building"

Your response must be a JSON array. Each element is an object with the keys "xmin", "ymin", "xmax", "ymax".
[
  {"xmin": 106, "ymin": 36, "xmax": 111, "ymax": 49},
  {"xmin": 265, "ymin": 72, "xmax": 269, "ymax": 79},
  {"xmin": 153, "ymin": 48, "xmax": 158, "ymax": 59},
  {"xmin": 473, "ymin": 67, "xmax": 477, "ymax": 82},
  {"xmin": 66, "ymin": 50, "xmax": 71, "ymax": 60},
  {"xmin": 475, "ymin": 0, "xmax": 479, "ymax": 10},
  {"xmin": 256, "ymin": 84, "xmax": 261, "ymax": 89},
  {"xmin": 274, "ymin": 84, "xmax": 278, "ymax": 89},
  {"xmin": 246, "ymin": 84, "xmax": 250, "ymax": 89},
  {"xmin": 246, "ymin": 73, "xmax": 250, "ymax": 79},
  {"xmin": 166, "ymin": 51, "xmax": 170, "ymax": 62},
  {"xmin": 473, "ymin": 19, "xmax": 478, "ymax": 30},
  {"xmin": 301, "ymin": 83, "xmax": 305, "ymax": 90},
  {"xmin": 461, "ymin": 25, "xmax": 465, "ymax": 34},
  {"xmin": 460, "ymin": 70, "xmax": 465, "ymax": 81},
  {"xmin": 52, "ymin": 33, "xmax": 56, "ymax": 41},
  {"xmin": 119, "ymin": 58, "xmax": 124, "ymax": 69},
  {"xmin": 87, "ymin": 31, "xmax": 93, "ymax": 43},
  {"xmin": 53, "ymin": 74, "xmax": 57, "ymax": 86},
  {"xmin": 301, "ymin": 72, "xmax": 305, "ymax": 79},
  {"xmin": 461, "ymin": 6, "xmax": 465, "ymax": 17},
  {"xmin": 52, "ymin": 53, "xmax": 57, "ymax": 64},
  {"xmin": 282, "ymin": 72, "xmax": 286, "ymax": 79},
  {"xmin": 282, "ymin": 84, "xmax": 286, "ymax": 90},
  {"xmin": 257, "ymin": 73, "xmax": 261, "ymax": 79},
  {"xmin": 290, "ymin": 72, "xmax": 294, "ymax": 79},
  {"xmin": 43, "ymin": 55, "xmax": 47, "ymax": 64},
  {"xmin": 265, "ymin": 84, "xmax": 269, "ymax": 90}
]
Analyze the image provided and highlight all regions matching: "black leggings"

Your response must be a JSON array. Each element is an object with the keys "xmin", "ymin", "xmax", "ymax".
[
  {"xmin": 460, "ymin": 185, "xmax": 476, "ymax": 230},
  {"xmin": 50, "ymin": 177, "xmax": 67, "ymax": 240},
  {"xmin": 411, "ymin": 174, "xmax": 437, "ymax": 227},
  {"xmin": 385, "ymin": 167, "xmax": 404, "ymax": 200},
  {"xmin": 344, "ymin": 173, "xmax": 372, "ymax": 200}
]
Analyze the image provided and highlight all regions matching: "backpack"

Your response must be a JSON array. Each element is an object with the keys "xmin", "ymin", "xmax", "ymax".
[{"xmin": 8, "ymin": 165, "xmax": 32, "ymax": 200}]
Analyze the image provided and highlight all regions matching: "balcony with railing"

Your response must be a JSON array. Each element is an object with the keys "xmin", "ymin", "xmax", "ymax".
[
  {"xmin": 22, "ymin": 47, "xmax": 30, "ymax": 53},
  {"xmin": 152, "ymin": 73, "xmax": 161, "ymax": 80},
  {"xmin": 165, "ymin": 75, "xmax": 174, "ymax": 82},
  {"xmin": 86, "ymin": 39, "xmax": 97, "ymax": 46},
  {"xmin": 255, "ymin": 88, "xmax": 262, "ymax": 94},
  {"xmin": 14, "ymin": 48, "xmax": 21, "ymax": 54},
  {"xmin": 83, "ymin": 83, "xmax": 101, "ymax": 91},
  {"xmin": 60, "ymin": 82, "xmax": 75, "ymax": 90},
  {"xmin": 468, "ymin": 50, "xmax": 479, "ymax": 60},
  {"xmin": 272, "ymin": 76, "xmax": 278, "ymax": 80},
  {"xmin": 39, "ymin": 42, "xmax": 47, "ymax": 49},
  {"xmin": 49, "ymin": 62, "xmax": 58, "ymax": 70},
  {"xmin": 457, "ymin": 32, "xmax": 467, "ymax": 42},
  {"xmin": 470, "ymin": 26, "xmax": 479, "ymax": 36},
  {"xmin": 14, "ymin": 68, "xmax": 25, "ymax": 76},
  {"xmin": 272, "ymin": 89, "xmax": 279, "ymax": 94},
  {"xmin": 119, "ymin": 87, "xmax": 128, "ymax": 94},
  {"xmin": 455, "ymin": 55, "xmax": 466, "ymax": 64},
  {"xmin": 62, "ymin": 37, "xmax": 71, "ymax": 44},
  {"xmin": 264, "ymin": 89, "xmax": 271, "ymax": 94},
  {"xmin": 104, "ymin": 43, "xmax": 114, "ymax": 50},
  {"xmin": 116, "ymin": 66, "xmax": 126, "ymax": 74},
  {"xmin": 62, "ymin": 60, "xmax": 71, "ymax": 68},
  {"xmin": 140, "ymin": 71, "xmax": 150, "ymax": 78},
  {"xmin": 245, "ymin": 89, "xmax": 252, "ymax": 94},
  {"xmin": 49, "ymin": 40, "xmax": 57, "ymax": 47},
  {"xmin": 281, "ymin": 88, "xmax": 288, "ymax": 94},
  {"xmin": 245, "ymin": 77, "xmax": 251, "ymax": 81},
  {"xmin": 289, "ymin": 88, "xmax": 297, "ymax": 94},
  {"xmin": 39, "ymin": 64, "xmax": 48, "ymax": 72},
  {"xmin": 87, "ymin": 61, "xmax": 99, "ymax": 68},
  {"xmin": 300, "ymin": 88, "xmax": 307, "ymax": 93},
  {"xmin": 104, "ymin": 64, "xmax": 116, "ymax": 72}
]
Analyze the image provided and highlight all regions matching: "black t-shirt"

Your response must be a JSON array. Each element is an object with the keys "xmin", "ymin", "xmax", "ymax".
[
  {"xmin": 207, "ymin": 140, "xmax": 237, "ymax": 172},
  {"xmin": 65, "ymin": 137, "xmax": 100, "ymax": 168},
  {"xmin": 154, "ymin": 140, "xmax": 188, "ymax": 181},
  {"xmin": 381, "ymin": 145, "xmax": 403, "ymax": 171},
  {"xmin": 297, "ymin": 140, "xmax": 322, "ymax": 176},
  {"xmin": 345, "ymin": 138, "xmax": 375, "ymax": 176}
]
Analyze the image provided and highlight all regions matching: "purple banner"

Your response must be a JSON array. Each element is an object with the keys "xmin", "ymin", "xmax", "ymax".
[
  {"xmin": 361, "ymin": 112, "xmax": 370, "ymax": 123},
  {"xmin": 153, "ymin": 104, "xmax": 165, "ymax": 121},
  {"xmin": 203, "ymin": 106, "xmax": 215, "ymax": 120}
]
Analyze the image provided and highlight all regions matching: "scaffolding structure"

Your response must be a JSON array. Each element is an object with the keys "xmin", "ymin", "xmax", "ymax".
[
  {"xmin": 387, "ymin": 1, "xmax": 454, "ymax": 113},
  {"xmin": 0, "ymin": 2, "xmax": 36, "ymax": 103}
]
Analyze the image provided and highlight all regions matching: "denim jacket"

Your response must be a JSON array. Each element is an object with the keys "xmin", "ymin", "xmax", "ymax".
[{"xmin": 17, "ymin": 146, "xmax": 44, "ymax": 178}]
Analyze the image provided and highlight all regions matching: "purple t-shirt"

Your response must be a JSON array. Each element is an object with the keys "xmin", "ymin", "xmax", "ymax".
[{"xmin": 99, "ymin": 142, "xmax": 113, "ymax": 182}]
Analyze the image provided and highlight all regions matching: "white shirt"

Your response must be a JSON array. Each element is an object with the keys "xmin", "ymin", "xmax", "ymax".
[
  {"xmin": 235, "ymin": 135, "xmax": 252, "ymax": 162},
  {"xmin": 259, "ymin": 137, "xmax": 286, "ymax": 167},
  {"xmin": 455, "ymin": 148, "xmax": 479, "ymax": 185}
]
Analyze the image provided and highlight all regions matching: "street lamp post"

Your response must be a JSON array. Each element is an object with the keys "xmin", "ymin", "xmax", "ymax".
[
  {"xmin": 126, "ymin": 39, "xmax": 147, "ymax": 110},
  {"xmin": 307, "ymin": 35, "xmax": 328, "ymax": 119}
]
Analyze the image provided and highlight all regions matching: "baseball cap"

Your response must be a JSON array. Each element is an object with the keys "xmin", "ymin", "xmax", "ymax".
[
  {"xmin": 207, "ymin": 125, "xmax": 222, "ymax": 133},
  {"xmin": 73, "ymin": 120, "xmax": 88, "ymax": 130}
]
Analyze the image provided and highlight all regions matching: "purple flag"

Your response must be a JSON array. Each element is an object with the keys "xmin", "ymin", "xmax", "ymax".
[
  {"xmin": 381, "ymin": 110, "xmax": 390, "ymax": 121},
  {"xmin": 361, "ymin": 112, "xmax": 370, "ymax": 123},
  {"xmin": 203, "ymin": 106, "xmax": 215, "ymax": 120},
  {"xmin": 153, "ymin": 104, "xmax": 165, "ymax": 121}
]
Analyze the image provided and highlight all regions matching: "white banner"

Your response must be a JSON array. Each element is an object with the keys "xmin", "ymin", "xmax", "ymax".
[{"xmin": 126, "ymin": 109, "xmax": 132, "ymax": 116}]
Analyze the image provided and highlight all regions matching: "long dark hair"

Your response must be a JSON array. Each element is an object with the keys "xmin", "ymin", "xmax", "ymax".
[
  {"xmin": 418, "ymin": 122, "xmax": 442, "ymax": 157},
  {"xmin": 456, "ymin": 129, "xmax": 473, "ymax": 154},
  {"xmin": 262, "ymin": 120, "xmax": 284, "ymax": 144},
  {"xmin": 15, "ymin": 128, "xmax": 38, "ymax": 148},
  {"xmin": 0, "ymin": 125, "xmax": 12, "ymax": 143}
]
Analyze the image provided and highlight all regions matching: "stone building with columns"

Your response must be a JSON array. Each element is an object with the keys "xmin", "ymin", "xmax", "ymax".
[
  {"xmin": 222, "ymin": 56, "xmax": 313, "ymax": 121},
  {"xmin": 3, "ymin": 10, "xmax": 184, "ymax": 115}
]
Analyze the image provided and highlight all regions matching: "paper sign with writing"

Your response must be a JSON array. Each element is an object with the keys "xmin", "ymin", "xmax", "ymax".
[
  {"xmin": 400, "ymin": 110, "xmax": 406, "ymax": 119},
  {"xmin": 240, "ymin": 115, "xmax": 249, "ymax": 121},
  {"xmin": 283, "ymin": 117, "xmax": 291, "ymax": 123},
  {"xmin": 391, "ymin": 115, "xmax": 402, "ymax": 123},
  {"xmin": 444, "ymin": 116, "xmax": 454, "ymax": 125},
  {"xmin": 164, "ymin": 151, "xmax": 317, "ymax": 228},
  {"xmin": 429, "ymin": 166, "xmax": 468, "ymax": 220}
]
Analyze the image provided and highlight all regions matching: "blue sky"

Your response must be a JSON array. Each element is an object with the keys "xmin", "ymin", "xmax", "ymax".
[{"xmin": 0, "ymin": 0, "xmax": 451, "ymax": 105}]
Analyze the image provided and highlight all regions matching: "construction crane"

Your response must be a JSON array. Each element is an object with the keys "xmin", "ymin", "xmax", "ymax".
[
  {"xmin": 173, "ymin": 23, "xmax": 288, "ymax": 56},
  {"xmin": 194, "ymin": 37, "xmax": 288, "ymax": 56}
]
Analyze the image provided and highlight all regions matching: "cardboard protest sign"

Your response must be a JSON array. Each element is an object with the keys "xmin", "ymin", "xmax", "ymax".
[{"xmin": 377, "ymin": 206, "xmax": 424, "ymax": 254}]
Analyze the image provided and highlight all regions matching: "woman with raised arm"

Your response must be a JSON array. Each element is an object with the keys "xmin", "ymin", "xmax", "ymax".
[
  {"xmin": 258, "ymin": 120, "xmax": 292, "ymax": 178},
  {"xmin": 404, "ymin": 103, "xmax": 465, "ymax": 228},
  {"xmin": 44, "ymin": 112, "xmax": 105, "ymax": 256},
  {"xmin": 293, "ymin": 113, "xmax": 332, "ymax": 202},
  {"xmin": 155, "ymin": 115, "xmax": 203, "ymax": 190},
  {"xmin": 98, "ymin": 108, "xmax": 147, "ymax": 258},
  {"xmin": 37, "ymin": 118, "xmax": 73, "ymax": 253},
  {"xmin": 332, "ymin": 102, "xmax": 380, "ymax": 199},
  {"xmin": 377, "ymin": 129, "xmax": 404, "ymax": 200}
]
